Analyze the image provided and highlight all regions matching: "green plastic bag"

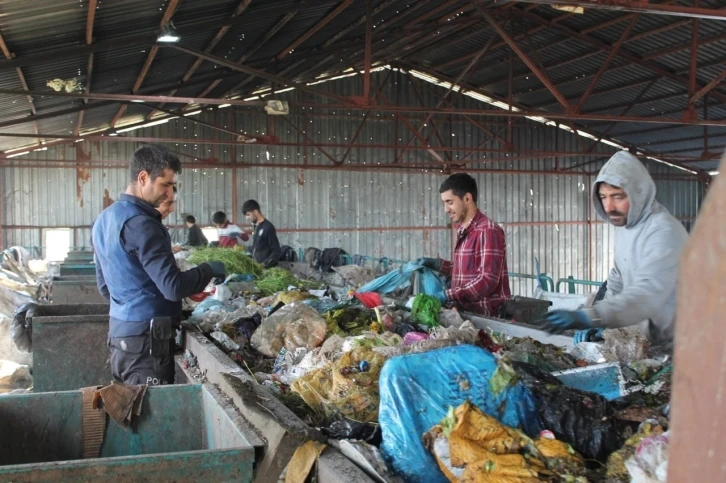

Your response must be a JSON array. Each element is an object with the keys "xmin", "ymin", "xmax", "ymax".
[{"xmin": 410, "ymin": 294, "xmax": 441, "ymax": 328}]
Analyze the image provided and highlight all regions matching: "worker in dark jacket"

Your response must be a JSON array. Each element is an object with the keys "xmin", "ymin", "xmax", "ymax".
[
  {"xmin": 185, "ymin": 215, "xmax": 208, "ymax": 247},
  {"xmin": 243, "ymin": 199, "xmax": 281, "ymax": 268},
  {"xmin": 93, "ymin": 145, "xmax": 225, "ymax": 386}
]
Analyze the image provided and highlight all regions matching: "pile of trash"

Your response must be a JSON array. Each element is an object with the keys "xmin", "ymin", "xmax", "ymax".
[
  {"xmin": 0, "ymin": 247, "xmax": 50, "ymax": 393},
  {"xmin": 175, "ymin": 255, "xmax": 673, "ymax": 483}
]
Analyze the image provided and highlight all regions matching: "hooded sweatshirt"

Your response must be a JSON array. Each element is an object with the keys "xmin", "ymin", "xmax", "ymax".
[{"xmin": 590, "ymin": 151, "xmax": 688, "ymax": 342}]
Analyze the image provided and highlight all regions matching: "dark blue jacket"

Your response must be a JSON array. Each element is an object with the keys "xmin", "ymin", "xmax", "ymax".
[{"xmin": 93, "ymin": 194, "xmax": 213, "ymax": 337}]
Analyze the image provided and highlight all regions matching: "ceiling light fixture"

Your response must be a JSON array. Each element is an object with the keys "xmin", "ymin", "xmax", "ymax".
[{"xmin": 158, "ymin": 23, "xmax": 180, "ymax": 43}]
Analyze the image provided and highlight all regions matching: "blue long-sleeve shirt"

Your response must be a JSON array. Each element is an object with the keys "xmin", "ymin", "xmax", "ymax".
[{"xmin": 95, "ymin": 194, "xmax": 213, "ymax": 337}]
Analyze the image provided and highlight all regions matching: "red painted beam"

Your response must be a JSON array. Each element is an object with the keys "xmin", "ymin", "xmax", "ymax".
[{"xmin": 514, "ymin": 0, "xmax": 726, "ymax": 20}]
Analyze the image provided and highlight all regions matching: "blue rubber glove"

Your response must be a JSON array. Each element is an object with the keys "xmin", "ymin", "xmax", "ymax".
[
  {"xmin": 541, "ymin": 310, "xmax": 593, "ymax": 334},
  {"xmin": 574, "ymin": 328, "xmax": 604, "ymax": 344},
  {"xmin": 205, "ymin": 261, "xmax": 227, "ymax": 279},
  {"xmin": 416, "ymin": 257, "xmax": 440, "ymax": 271},
  {"xmin": 432, "ymin": 290, "xmax": 448, "ymax": 304}
]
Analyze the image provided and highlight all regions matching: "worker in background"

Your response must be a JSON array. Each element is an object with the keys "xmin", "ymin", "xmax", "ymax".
[
  {"xmin": 243, "ymin": 199, "xmax": 281, "ymax": 268},
  {"xmin": 541, "ymin": 151, "xmax": 688, "ymax": 345},
  {"xmin": 212, "ymin": 211, "xmax": 248, "ymax": 248},
  {"xmin": 419, "ymin": 173, "xmax": 511, "ymax": 316},
  {"xmin": 185, "ymin": 215, "xmax": 208, "ymax": 247},
  {"xmin": 157, "ymin": 187, "xmax": 183, "ymax": 253},
  {"xmin": 93, "ymin": 145, "xmax": 226, "ymax": 386}
]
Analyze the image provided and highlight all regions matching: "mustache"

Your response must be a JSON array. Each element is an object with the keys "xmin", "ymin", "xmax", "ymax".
[{"xmin": 607, "ymin": 210, "xmax": 626, "ymax": 217}]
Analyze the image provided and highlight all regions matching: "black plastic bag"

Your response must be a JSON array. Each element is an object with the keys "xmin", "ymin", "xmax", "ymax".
[
  {"xmin": 233, "ymin": 313, "xmax": 263, "ymax": 339},
  {"xmin": 511, "ymin": 361, "xmax": 626, "ymax": 462},
  {"xmin": 393, "ymin": 321, "xmax": 418, "ymax": 337},
  {"xmin": 321, "ymin": 415, "xmax": 381, "ymax": 445},
  {"xmin": 11, "ymin": 302, "xmax": 37, "ymax": 352}
]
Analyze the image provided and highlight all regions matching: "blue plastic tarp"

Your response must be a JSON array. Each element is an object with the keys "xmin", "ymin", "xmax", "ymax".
[
  {"xmin": 356, "ymin": 260, "xmax": 445, "ymax": 296},
  {"xmin": 378, "ymin": 345, "xmax": 542, "ymax": 483}
]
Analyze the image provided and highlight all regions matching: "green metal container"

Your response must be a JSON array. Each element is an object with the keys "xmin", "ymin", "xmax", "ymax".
[
  {"xmin": 0, "ymin": 384, "xmax": 257, "ymax": 482},
  {"xmin": 51, "ymin": 276, "xmax": 107, "ymax": 304},
  {"xmin": 29, "ymin": 303, "xmax": 111, "ymax": 392}
]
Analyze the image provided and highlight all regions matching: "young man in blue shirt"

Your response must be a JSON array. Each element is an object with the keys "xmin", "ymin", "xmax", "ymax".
[{"xmin": 93, "ymin": 145, "xmax": 225, "ymax": 385}]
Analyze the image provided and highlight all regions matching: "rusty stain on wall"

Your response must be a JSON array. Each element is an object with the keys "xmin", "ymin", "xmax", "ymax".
[
  {"xmin": 103, "ymin": 188, "xmax": 114, "ymax": 209},
  {"xmin": 76, "ymin": 167, "xmax": 91, "ymax": 208},
  {"xmin": 297, "ymin": 170, "xmax": 305, "ymax": 187},
  {"xmin": 75, "ymin": 144, "xmax": 93, "ymax": 208}
]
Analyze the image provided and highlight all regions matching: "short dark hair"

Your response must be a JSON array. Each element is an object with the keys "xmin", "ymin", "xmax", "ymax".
[
  {"xmin": 212, "ymin": 211, "xmax": 228, "ymax": 224},
  {"xmin": 439, "ymin": 173, "xmax": 478, "ymax": 204},
  {"xmin": 242, "ymin": 199, "xmax": 261, "ymax": 214},
  {"xmin": 129, "ymin": 144, "xmax": 181, "ymax": 182},
  {"xmin": 185, "ymin": 215, "xmax": 196, "ymax": 224}
]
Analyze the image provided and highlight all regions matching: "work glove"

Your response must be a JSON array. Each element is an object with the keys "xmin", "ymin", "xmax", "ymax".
[
  {"xmin": 432, "ymin": 290, "xmax": 448, "ymax": 305},
  {"xmin": 205, "ymin": 261, "xmax": 227, "ymax": 279},
  {"xmin": 540, "ymin": 309, "xmax": 593, "ymax": 334},
  {"xmin": 416, "ymin": 257, "xmax": 440, "ymax": 271},
  {"xmin": 574, "ymin": 328, "xmax": 604, "ymax": 344}
]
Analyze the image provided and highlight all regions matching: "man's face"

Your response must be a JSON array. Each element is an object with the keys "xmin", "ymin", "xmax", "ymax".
[
  {"xmin": 440, "ymin": 190, "xmax": 470, "ymax": 225},
  {"xmin": 598, "ymin": 182, "xmax": 630, "ymax": 227},
  {"xmin": 244, "ymin": 211, "xmax": 259, "ymax": 224},
  {"xmin": 214, "ymin": 222, "xmax": 225, "ymax": 229},
  {"xmin": 139, "ymin": 168, "xmax": 176, "ymax": 208},
  {"xmin": 158, "ymin": 197, "xmax": 175, "ymax": 220}
]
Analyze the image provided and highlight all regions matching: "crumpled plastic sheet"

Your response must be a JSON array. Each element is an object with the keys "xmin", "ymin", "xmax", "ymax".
[
  {"xmin": 602, "ymin": 327, "xmax": 650, "ymax": 364},
  {"xmin": 356, "ymin": 260, "xmax": 445, "ymax": 296},
  {"xmin": 378, "ymin": 346, "xmax": 541, "ymax": 483},
  {"xmin": 250, "ymin": 302, "xmax": 327, "ymax": 357},
  {"xmin": 625, "ymin": 430, "xmax": 669, "ymax": 483},
  {"xmin": 429, "ymin": 321, "xmax": 479, "ymax": 345},
  {"xmin": 438, "ymin": 308, "xmax": 467, "ymax": 329},
  {"xmin": 512, "ymin": 361, "xmax": 626, "ymax": 462}
]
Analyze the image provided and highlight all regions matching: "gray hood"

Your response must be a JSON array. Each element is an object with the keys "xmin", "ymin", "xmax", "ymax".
[{"xmin": 592, "ymin": 151, "xmax": 656, "ymax": 228}]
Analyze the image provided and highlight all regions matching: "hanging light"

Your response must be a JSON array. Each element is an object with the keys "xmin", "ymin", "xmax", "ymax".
[{"xmin": 158, "ymin": 23, "xmax": 180, "ymax": 43}]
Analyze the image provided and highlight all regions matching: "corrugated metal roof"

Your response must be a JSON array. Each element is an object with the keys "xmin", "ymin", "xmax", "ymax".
[{"xmin": 0, "ymin": 0, "xmax": 721, "ymax": 169}]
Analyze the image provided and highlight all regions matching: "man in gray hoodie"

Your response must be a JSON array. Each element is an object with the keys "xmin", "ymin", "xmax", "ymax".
[{"xmin": 541, "ymin": 151, "xmax": 689, "ymax": 344}]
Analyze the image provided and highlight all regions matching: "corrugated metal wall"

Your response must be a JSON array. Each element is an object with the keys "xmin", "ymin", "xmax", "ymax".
[{"xmin": 0, "ymin": 71, "xmax": 706, "ymax": 296}]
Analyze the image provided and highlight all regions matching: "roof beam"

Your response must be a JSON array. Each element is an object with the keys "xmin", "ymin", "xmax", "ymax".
[
  {"xmin": 277, "ymin": 0, "xmax": 354, "ymax": 60},
  {"xmin": 171, "ymin": 44, "xmax": 355, "ymax": 104},
  {"xmin": 575, "ymin": 15, "xmax": 639, "ymax": 113},
  {"xmin": 0, "ymin": 31, "xmax": 39, "ymax": 141},
  {"xmin": 0, "ymin": 70, "xmax": 252, "ymax": 130},
  {"xmin": 146, "ymin": 0, "xmax": 252, "ymax": 119},
  {"xmin": 0, "ymin": 0, "xmax": 347, "ymax": 72},
  {"xmin": 76, "ymin": 0, "xmax": 98, "ymax": 136},
  {"xmin": 396, "ymin": 62, "xmax": 709, "ymax": 175},
  {"xmin": 0, "ymin": 88, "xmax": 266, "ymax": 106},
  {"xmin": 206, "ymin": 10, "xmax": 299, "ymax": 99},
  {"xmin": 474, "ymin": 6, "xmax": 570, "ymax": 111},
  {"xmin": 691, "ymin": 65, "xmax": 726, "ymax": 103},
  {"xmin": 513, "ymin": 0, "xmax": 726, "ymax": 20},
  {"xmin": 510, "ymin": 8, "xmax": 726, "ymax": 105},
  {"xmin": 109, "ymin": 0, "xmax": 180, "ymax": 128}
]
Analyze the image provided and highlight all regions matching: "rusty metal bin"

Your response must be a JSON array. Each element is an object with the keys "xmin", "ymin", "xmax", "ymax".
[
  {"xmin": 50, "ymin": 276, "xmax": 107, "ymax": 304},
  {"xmin": 28, "ymin": 304, "xmax": 111, "ymax": 392}
]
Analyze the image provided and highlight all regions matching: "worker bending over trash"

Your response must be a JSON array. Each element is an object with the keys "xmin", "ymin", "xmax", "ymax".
[
  {"xmin": 541, "ymin": 151, "xmax": 688, "ymax": 345},
  {"xmin": 419, "ymin": 173, "xmax": 511, "ymax": 316},
  {"xmin": 93, "ymin": 145, "xmax": 226, "ymax": 386}
]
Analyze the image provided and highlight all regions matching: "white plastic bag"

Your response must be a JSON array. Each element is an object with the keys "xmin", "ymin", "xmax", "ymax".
[
  {"xmin": 250, "ymin": 302, "xmax": 327, "ymax": 357},
  {"xmin": 625, "ymin": 431, "xmax": 669, "ymax": 483}
]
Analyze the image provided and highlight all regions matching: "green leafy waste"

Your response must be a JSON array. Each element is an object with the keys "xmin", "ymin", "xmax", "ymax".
[
  {"xmin": 410, "ymin": 293, "xmax": 441, "ymax": 328},
  {"xmin": 255, "ymin": 267, "xmax": 323, "ymax": 296},
  {"xmin": 188, "ymin": 248, "xmax": 263, "ymax": 277}
]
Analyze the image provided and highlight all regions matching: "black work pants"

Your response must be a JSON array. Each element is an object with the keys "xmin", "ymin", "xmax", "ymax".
[{"xmin": 109, "ymin": 335, "xmax": 175, "ymax": 386}]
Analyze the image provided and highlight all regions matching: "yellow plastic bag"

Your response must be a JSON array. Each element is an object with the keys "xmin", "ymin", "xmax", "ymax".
[
  {"xmin": 291, "ymin": 347, "xmax": 387, "ymax": 423},
  {"xmin": 425, "ymin": 401, "xmax": 585, "ymax": 483}
]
